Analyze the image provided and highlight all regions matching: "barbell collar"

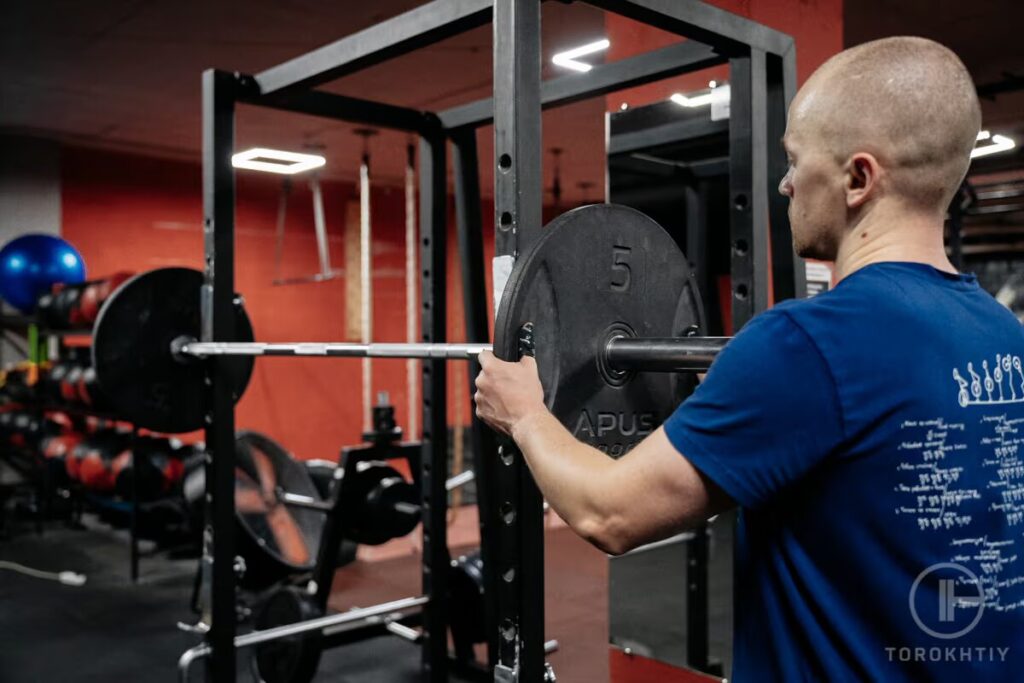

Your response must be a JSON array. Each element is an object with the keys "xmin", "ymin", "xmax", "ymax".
[{"xmin": 604, "ymin": 336, "xmax": 729, "ymax": 372}]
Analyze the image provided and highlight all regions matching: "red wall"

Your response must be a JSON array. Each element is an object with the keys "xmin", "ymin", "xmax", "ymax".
[{"xmin": 62, "ymin": 147, "xmax": 494, "ymax": 459}]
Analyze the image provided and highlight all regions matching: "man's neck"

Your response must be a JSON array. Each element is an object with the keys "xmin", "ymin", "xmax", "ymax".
[{"xmin": 833, "ymin": 204, "xmax": 954, "ymax": 281}]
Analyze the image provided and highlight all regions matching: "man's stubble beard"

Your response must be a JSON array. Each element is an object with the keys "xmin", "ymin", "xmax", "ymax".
[{"xmin": 793, "ymin": 224, "xmax": 840, "ymax": 262}]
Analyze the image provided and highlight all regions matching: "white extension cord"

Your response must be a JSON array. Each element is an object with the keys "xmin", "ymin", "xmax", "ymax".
[{"xmin": 0, "ymin": 560, "xmax": 87, "ymax": 586}]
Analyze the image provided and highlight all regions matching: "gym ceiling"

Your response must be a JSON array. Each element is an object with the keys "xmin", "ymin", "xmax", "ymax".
[{"xmin": 2, "ymin": 0, "xmax": 1022, "ymax": 193}]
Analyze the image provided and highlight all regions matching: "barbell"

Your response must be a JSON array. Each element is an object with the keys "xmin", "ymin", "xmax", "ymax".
[
  {"xmin": 92, "ymin": 204, "xmax": 729, "ymax": 452},
  {"xmin": 173, "ymin": 338, "xmax": 724, "ymax": 370}
]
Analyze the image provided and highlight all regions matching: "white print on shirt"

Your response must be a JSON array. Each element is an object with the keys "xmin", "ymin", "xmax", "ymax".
[
  {"xmin": 895, "ymin": 418, "xmax": 974, "ymax": 530},
  {"xmin": 895, "ymin": 414, "xmax": 1024, "ymax": 612},
  {"xmin": 950, "ymin": 536, "xmax": 1024, "ymax": 612},
  {"xmin": 952, "ymin": 355, "xmax": 1024, "ymax": 407},
  {"xmin": 979, "ymin": 415, "xmax": 1024, "ymax": 528}
]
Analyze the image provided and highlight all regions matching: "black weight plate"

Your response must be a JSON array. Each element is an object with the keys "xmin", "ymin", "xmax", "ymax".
[
  {"xmin": 254, "ymin": 586, "xmax": 323, "ymax": 683},
  {"xmin": 340, "ymin": 461, "xmax": 419, "ymax": 545},
  {"xmin": 91, "ymin": 268, "xmax": 255, "ymax": 433},
  {"xmin": 494, "ymin": 204, "xmax": 703, "ymax": 457}
]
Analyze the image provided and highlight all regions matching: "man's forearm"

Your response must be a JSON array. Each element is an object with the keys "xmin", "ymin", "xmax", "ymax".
[
  {"xmin": 473, "ymin": 351, "xmax": 720, "ymax": 554},
  {"xmin": 510, "ymin": 409, "xmax": 620, "ymax": 551}
]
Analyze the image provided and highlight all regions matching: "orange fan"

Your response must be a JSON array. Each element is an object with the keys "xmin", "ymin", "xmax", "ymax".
[{"xmin": 235, "ymin": 441, "xmax": 311, "ymax": 567}]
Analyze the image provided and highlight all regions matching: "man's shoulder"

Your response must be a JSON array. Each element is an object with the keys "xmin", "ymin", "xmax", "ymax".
[
  {"xmin": 765, "ymin": 263, "xmax": 936, "ymax": 329},
  {"xmin": 742, "ymin": 279, "xmax": 893, "ymax": 362},
  {"xmin": 758, "ymin": 286, "xmax": 867, "ymax": 334},
  {"xmin": 769, "ymin": 263, "xmax": 1021, "ymax": 329},
  {"xmin": 728, "ymin": 301, "xmax": 830, "ymax": 361}
]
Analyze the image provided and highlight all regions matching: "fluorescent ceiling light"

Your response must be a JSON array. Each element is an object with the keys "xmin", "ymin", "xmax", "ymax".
[
  {"xmin": 971, "ymin": 131, "xmax": 1016, "ymax": 159},
  {"xmin": 552, "ymin": 39, "xmax": 609, "ymax": 73},
  {"xmin": 670, "ymin": 91, "xmax": 715, "ymax": 108},
  {"xmin": 232, "ymin": 148, "xmax": 326, "ymax": 175}
]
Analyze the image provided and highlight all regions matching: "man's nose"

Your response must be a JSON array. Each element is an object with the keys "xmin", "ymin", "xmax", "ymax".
[{"xmin": 778, "ymin": 169, "xmax": 793, "ymax": 197}]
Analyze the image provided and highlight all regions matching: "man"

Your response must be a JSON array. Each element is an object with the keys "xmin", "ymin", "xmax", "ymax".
[{"xmin": 474, "ymin": 37, "xmax": 1024, "ymax": 681}]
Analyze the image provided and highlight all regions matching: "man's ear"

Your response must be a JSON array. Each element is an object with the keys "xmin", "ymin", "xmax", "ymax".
[{"xmin": 845, "ymin": 152, "xmax": 880, "ymax": 209}]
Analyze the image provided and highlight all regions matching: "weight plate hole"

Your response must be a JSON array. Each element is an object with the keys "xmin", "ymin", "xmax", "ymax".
[{"xmin": 597, "ymin": 322, "xmax": 636, "ymax": 388}]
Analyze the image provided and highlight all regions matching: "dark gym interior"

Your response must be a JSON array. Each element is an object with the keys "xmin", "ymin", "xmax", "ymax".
[{"xmin": 2, "ymin": 1, "xmax": 1023, "ymax": 681}]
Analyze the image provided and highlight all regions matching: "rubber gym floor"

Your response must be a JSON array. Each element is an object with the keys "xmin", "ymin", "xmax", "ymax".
[{"xmin": 0, "ymin": 515, "xmax": 732, "ymax": 681}]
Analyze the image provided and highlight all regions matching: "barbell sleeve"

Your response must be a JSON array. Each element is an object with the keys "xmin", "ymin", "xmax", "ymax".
[{"xmin": 604, "ymin": 336, "xmax": 729, "ymax": 372}]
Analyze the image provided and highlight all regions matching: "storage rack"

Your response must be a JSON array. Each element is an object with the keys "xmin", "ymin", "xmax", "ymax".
[{"xmin": 0, "ymin": 320, "xmax": 151, "ymax": 582}]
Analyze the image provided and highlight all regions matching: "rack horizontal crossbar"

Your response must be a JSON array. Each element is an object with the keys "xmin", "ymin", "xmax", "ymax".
[
  {"xmin": 586, "ymin": 0, "xmax": 794, "ymax": 56},
  {"xmin": 254, "ymin": 0, "xmax": 493, "ymax": 96},
  {"xmin": 240, "ymin": 86, "xmax": 435, "ymax": 134},
  {"xmin": 439, "ymin": 40, "xmax": 726, "ymax": 131},
  {"xmin": 608, "ymin": 118, "xmax": 729, "ymax": 156}
]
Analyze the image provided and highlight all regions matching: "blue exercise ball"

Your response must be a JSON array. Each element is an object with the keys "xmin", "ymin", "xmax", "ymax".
[{"xmin": 0, "ymin": 234, "xmax": 87, "ymax": 313}]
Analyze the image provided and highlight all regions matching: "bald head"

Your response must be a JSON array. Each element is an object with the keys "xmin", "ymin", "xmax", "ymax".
[{"xmin": 790, "ymin": 36, "xmax": 981, "ymax": 212}]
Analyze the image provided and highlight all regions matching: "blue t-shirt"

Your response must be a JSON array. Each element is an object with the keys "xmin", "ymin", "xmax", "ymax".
[{"xmin": 664, "ymin": 262, "xmax": 1024, "ymax": 681}]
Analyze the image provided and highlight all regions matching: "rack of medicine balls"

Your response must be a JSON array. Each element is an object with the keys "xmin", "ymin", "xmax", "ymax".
[{"xmin": 0, "ymin": 272, "xmax": 202, "ymax": 581}]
